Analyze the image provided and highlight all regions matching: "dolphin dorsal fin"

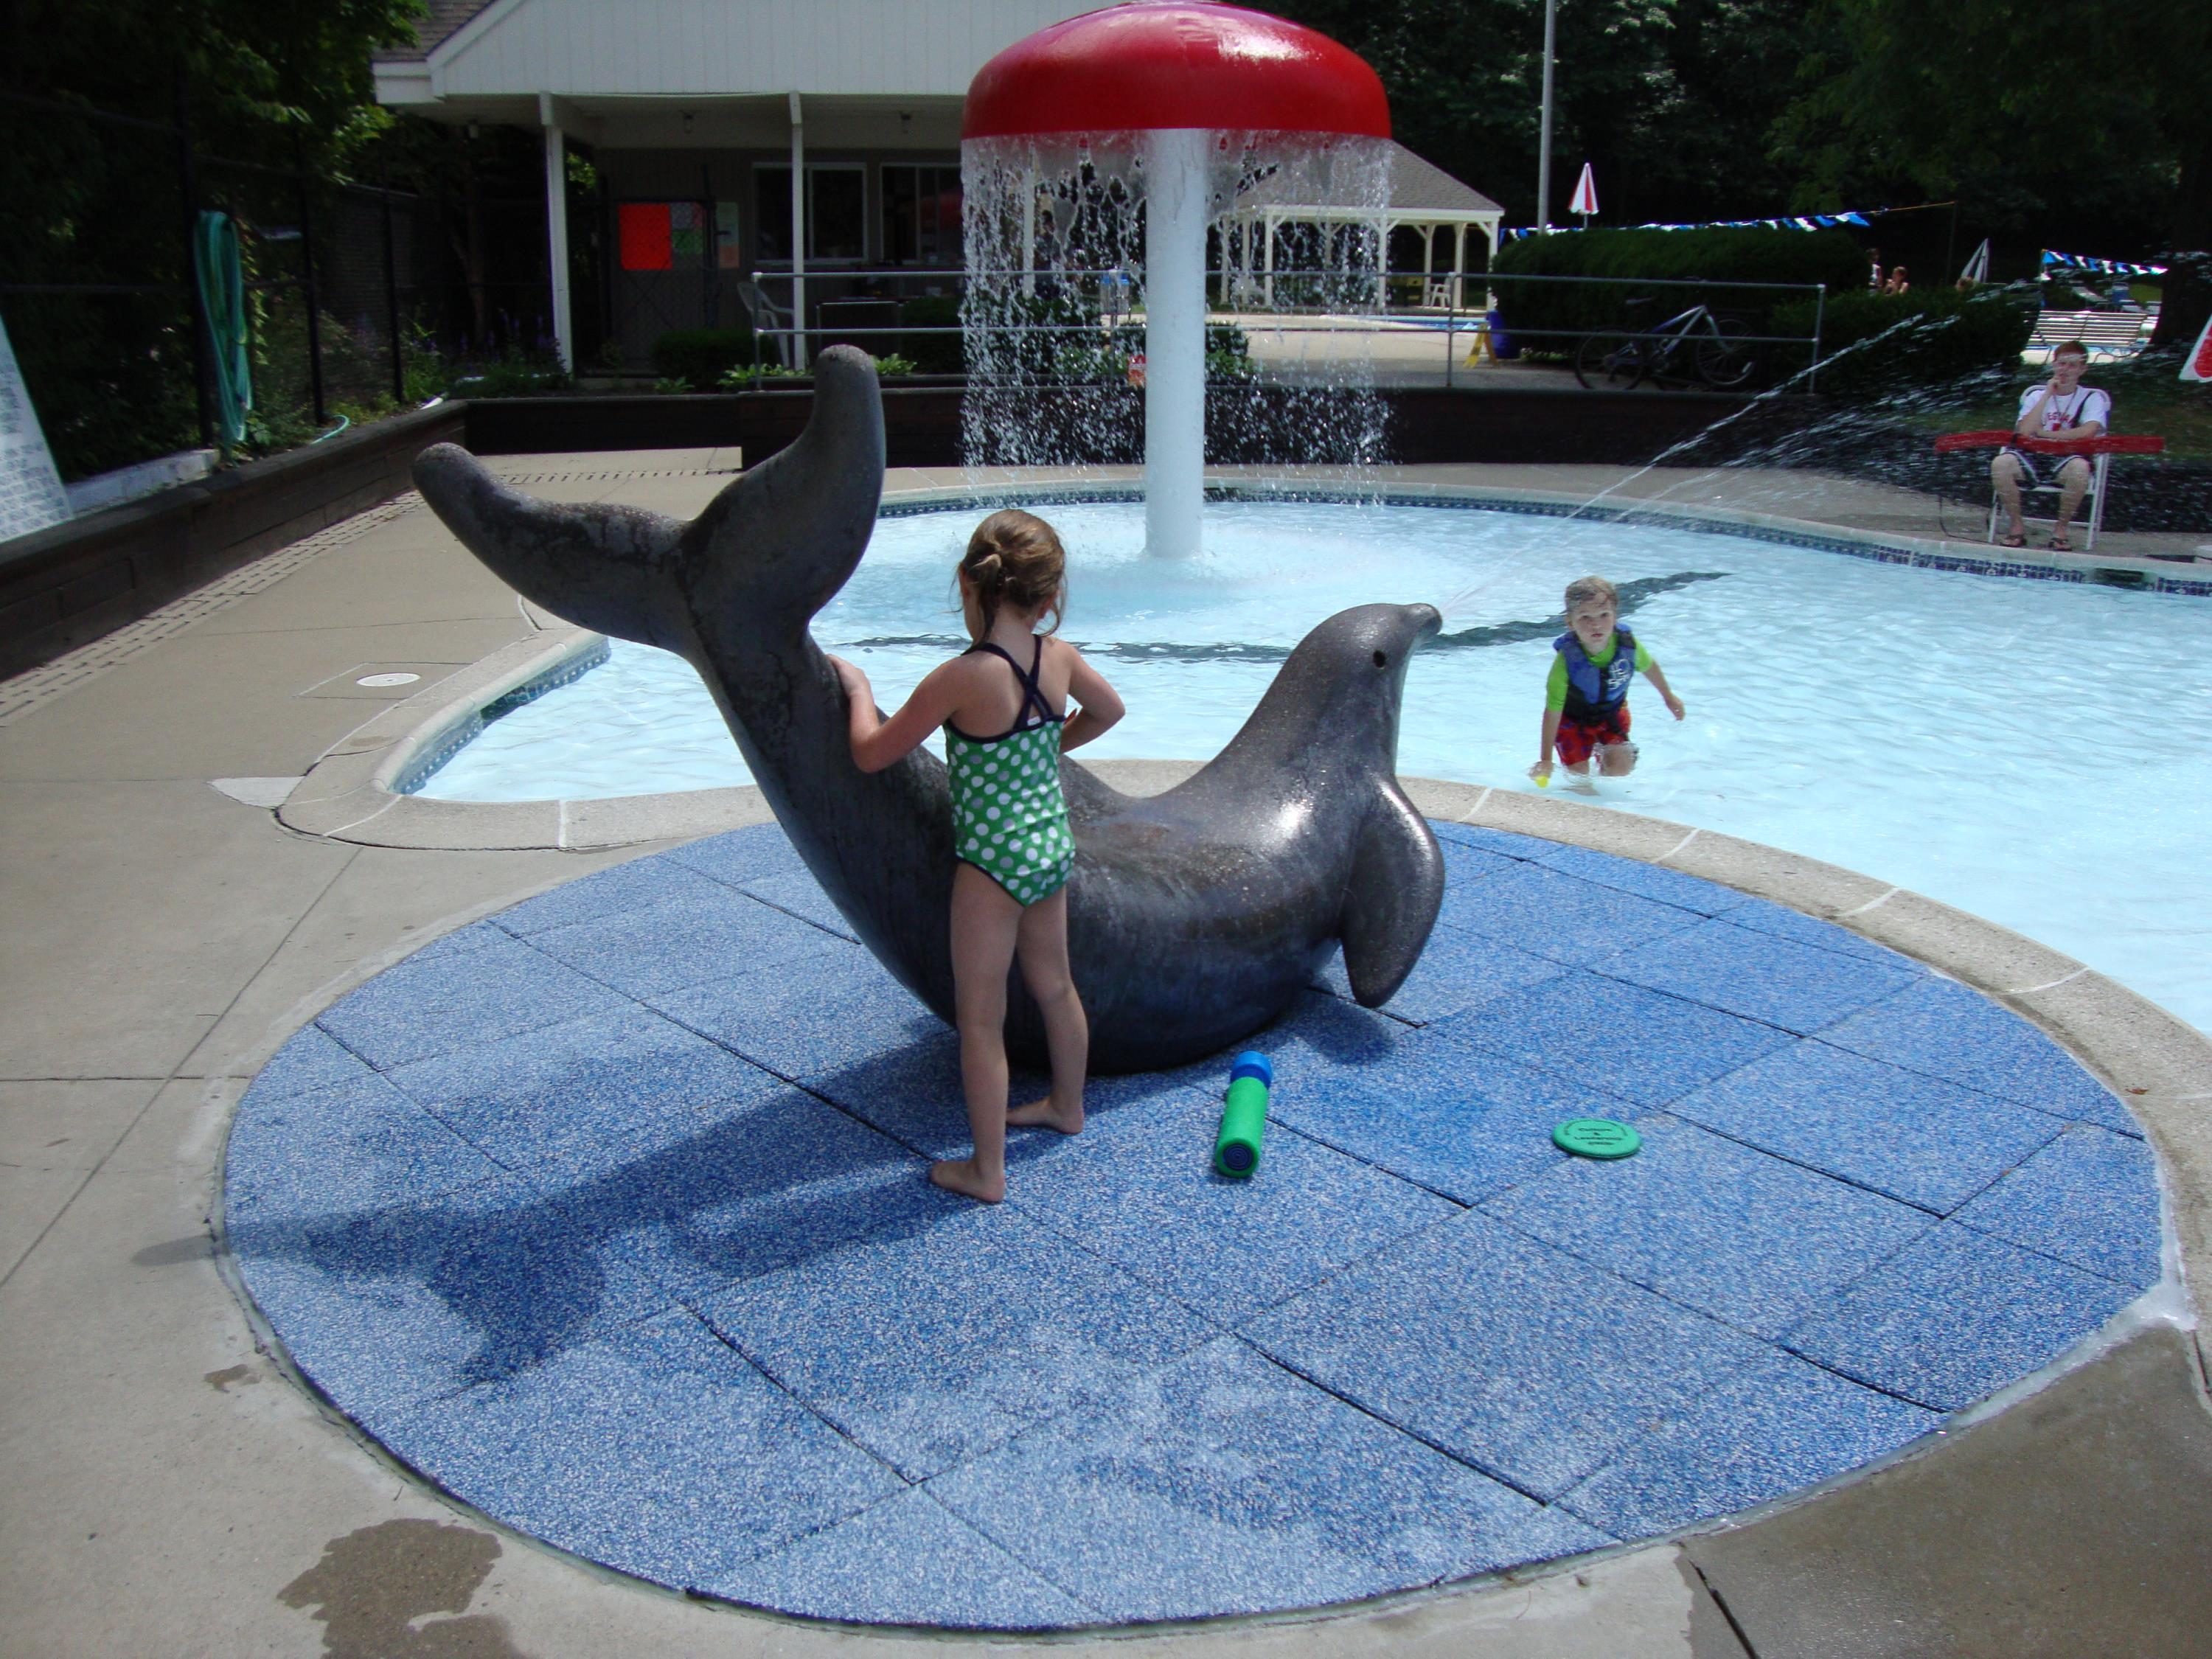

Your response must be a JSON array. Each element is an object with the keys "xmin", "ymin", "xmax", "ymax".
[{"xmin": 1340, "ymin": 784, "xmax": 1444, "ymax": 1006}]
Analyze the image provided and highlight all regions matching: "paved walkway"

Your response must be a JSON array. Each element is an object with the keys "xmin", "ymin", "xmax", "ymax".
[{"xmin": 4, "ymin": 455, "xmax": 2211, "ymax": 1657}]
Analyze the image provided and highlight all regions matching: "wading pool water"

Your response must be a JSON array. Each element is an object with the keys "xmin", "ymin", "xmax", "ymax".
[{"xmin": 415, "ymin": 498, "xmax": 2212, "ymax": 1033}]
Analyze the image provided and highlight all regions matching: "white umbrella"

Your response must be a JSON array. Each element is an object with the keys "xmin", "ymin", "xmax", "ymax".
[
  {"xmin": 1569, "ymin": 162, "xmax": 1599, "ymax": 227},
  {"xmin": 1958, "ymin": 237, "xmax": 1991, "ymax": 285}
]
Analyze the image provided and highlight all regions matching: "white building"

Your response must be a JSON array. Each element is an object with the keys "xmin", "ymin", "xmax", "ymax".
[{"xmin": 373, "ymin": 0, "xmax": 1501, "ymax": 369}]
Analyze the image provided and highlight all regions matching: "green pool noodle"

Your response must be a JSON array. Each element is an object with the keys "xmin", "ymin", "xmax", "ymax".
[{"xmin": 1214, "ymin": 1074, "xmax": 1268, "ymax": 1178}]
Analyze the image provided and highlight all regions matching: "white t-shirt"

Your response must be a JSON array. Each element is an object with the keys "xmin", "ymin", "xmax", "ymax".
[{"xmin": 2017, "ymin": 383, "xmax": 2110, "ymax": 437}]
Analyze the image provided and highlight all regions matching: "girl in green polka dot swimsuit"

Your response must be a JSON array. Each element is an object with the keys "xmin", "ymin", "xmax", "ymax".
[{"xmin": 830, "ymin": 510, "xmax": 1125, "ymax": 1204}]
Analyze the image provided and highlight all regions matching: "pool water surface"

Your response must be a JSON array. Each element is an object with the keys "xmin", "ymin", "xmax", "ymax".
[{"xmin": 415, "ymin": 500, "xmax": 2212, "ymax": 1032}]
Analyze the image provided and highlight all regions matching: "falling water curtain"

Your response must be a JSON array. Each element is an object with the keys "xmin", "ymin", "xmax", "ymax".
[{"xmin": 192, "ymin": 210, "xmax": 251, "ymax": 449}]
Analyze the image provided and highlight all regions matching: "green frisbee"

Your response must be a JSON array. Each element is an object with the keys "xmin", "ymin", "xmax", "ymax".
[{"xmin": 1553, "ymin": 1118, "xmax": 1642, "ymax": 1160}]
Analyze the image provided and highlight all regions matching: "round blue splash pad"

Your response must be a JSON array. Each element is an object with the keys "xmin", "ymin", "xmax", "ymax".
[{"xmin": 226, "ymin": 821, "xmax": 2161, "ymax": 1629}]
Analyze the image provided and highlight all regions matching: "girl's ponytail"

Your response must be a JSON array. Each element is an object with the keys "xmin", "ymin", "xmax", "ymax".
[{"xmin": 961, "ymin": 510, "xmax": 1066, "ymax": 633}]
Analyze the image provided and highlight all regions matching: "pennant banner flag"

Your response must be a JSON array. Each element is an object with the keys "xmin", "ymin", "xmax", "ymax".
[{"xmin": 2041, "ymin": 248, "xmax": 2168, "ymax": 277}]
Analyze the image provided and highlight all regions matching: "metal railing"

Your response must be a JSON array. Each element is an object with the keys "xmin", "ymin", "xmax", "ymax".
[{"xmin": 736, "ymin": 265, "xmax": 1829, "ymax": 392}]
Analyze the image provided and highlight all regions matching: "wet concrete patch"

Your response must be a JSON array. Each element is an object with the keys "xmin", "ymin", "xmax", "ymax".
[{"xmin": 278, "ymin": 1518, "xmax": 526, "ymax": 1658}]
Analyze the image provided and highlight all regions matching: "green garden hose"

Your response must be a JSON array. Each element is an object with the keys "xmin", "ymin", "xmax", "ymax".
[{"xmin": 192, "ymin": 210, "xmax": 251, "ymax": 449}]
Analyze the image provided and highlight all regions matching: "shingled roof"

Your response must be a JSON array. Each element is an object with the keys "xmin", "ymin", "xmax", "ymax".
[
  {"xmin": 1239, "ymin": 143, "xmax": 1502, "ymax": 218},
  {"xmin": 372, "ymin": 0, "xmax": 495, "ymax": 63}
]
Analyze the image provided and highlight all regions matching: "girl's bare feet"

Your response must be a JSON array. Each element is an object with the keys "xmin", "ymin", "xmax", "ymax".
[
  {"xmin": 929, "ymin": 1157, "xmax": 1005, "ymax": 1203},
  {"xmin": 1007, "ymin": 1094, "xmax": 1085, "ymax": 1134}
]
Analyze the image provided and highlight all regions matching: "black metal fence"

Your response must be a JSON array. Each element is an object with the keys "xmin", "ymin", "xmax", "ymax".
[{"xmin": 0, "ymin": 85, "xmax": 557, "ymax": 483}]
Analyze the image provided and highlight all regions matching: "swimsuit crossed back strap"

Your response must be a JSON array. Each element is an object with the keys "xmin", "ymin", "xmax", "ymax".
[
  {"xmin": 944, "ymin": 636, "xmax": 1076, "ymax": 906},
  {"xmin": 949, "ymin": 636, "xmax": 1063, "ymax": 740}
]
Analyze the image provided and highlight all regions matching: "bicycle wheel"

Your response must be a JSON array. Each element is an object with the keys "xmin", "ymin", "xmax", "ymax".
[
  {"xmin": 1576, "ymin": 333, "xmax": 1644, "ymax": 389},
  {"xmin": 1697, "ymin": 317, "xmax": 1758, "ymax": 389}
]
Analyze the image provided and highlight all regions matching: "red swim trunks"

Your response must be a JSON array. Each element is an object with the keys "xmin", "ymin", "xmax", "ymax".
[{"xmin": 1555, "ymin": 706, "xmax": 1630, "ymax": 767}]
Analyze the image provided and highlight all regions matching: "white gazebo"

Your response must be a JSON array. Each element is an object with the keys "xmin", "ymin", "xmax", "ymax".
[{"xmin": 1224, "ymin": 143, "xmax": 1503, "ymax": 313}]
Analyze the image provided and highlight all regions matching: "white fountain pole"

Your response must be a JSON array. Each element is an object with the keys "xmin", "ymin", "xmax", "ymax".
[{"xmin": 1144, "ymin": 128, "xmax": 1209, "ymax": 559}]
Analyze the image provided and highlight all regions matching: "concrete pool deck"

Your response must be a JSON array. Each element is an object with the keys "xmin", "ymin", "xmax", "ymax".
[{"xmin": 4, "ymin": 456, "xmax": 2211, "ymax": 1655}]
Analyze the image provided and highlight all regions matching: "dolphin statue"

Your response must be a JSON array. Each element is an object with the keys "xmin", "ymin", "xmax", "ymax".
[{"xmin": 412, "ymin": 347, "xmax": 1443, "ymax": 1071}]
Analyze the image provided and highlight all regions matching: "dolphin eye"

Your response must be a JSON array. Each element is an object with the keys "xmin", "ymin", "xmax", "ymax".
[{"xmin": 1372, "ymin": 650, "xmax": 1388, "ymax": 667}]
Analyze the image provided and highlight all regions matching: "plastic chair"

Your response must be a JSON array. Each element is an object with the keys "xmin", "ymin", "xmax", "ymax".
[
  {"xmin": 736, "ymin": 280, "xmax": 798, "ymax": 368},
  {"xmin": 1931, "ymin": 431, "xmax": 2166, "ymax": 555},
  {"xmin": 1987, "ymin": 450, "xmax": 2112, "ymax": 551}
]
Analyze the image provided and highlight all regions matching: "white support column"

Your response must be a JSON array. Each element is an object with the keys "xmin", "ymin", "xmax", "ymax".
[
  {"xmin": 539, "ymin": 93, "xmax": 574, "ymax": 372},
  {"xmin": 1453, "ymin": 222, "xmax": 1467, "ymax": 311},
  {"xmin": 1143, "ymin": 128, "xmax": 1208, "ymax": 560},
  {"xmin": 1422, "ymin": 221, "xmax": 1434, "ymax": 299},
  {"xmin": 1262, "ymin": 210, "xmax": 1276, "ymax": 308},
  {"xmin": 1020, "ymin": 167, "xmax": 1037, "ymax": 297},
  {"xmin": 788, "ymin": 91, "xmax": 806, "ymax": 369}
]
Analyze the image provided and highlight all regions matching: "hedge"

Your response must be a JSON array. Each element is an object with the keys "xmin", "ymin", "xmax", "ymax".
[
  {"xmin": 1770, "ymin": 287, "xmax": 2037, "ymax": 399},
  {"xmin": 901, "ymin": 296, "xmax": 965, "ymax": 372},
  {"xmin": 1492, "ymin": 227, "xmax": 1868, "ymax": 346},
  {"xmin": 648, "ymin": 327, "xmax": 758, "ymax": 389}
]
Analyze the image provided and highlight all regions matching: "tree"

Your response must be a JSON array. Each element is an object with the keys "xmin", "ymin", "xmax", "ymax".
[{"xmin": 1773, "ymin": 0, "xmax": 2209, "ymax": 260}]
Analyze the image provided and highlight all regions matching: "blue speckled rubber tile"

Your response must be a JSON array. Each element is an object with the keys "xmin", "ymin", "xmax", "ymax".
[
  {"xmin": 709, "ymin": 1486, "xmax": 1098, "ymax": 1628},
  {"xmin": 525, "ymin": 889, "xmax": 843, "ymax": 1000},
  {"xmin": 1315, "ymin": 927, "xmax": 1570, "ymax": 1027},
  {"xmin": 1721, "ymin": 898, "xmax": 1916, "ymax": 967},
  {"xmin": 1557, "ymin": 1349, "xmax": 1939, "ymax": 1537},
  {"xmin": 230, "ymin": 1173, "xmax": 672, "ymax": 1428},
  {"xmin": 1951, "ymin": 1126, "xmax": 2163, "ymax": 1290},
  {"xmin": 381, "ymin": 1309, "xmax": 902, "ymax": 1593},
  {"xmin": 928, "ymin": 1338, "xmax": 1611, "ymax": 1624},
  {"xmin": 226, "ymin": 820, "xmax": 2164, "ymax": 1630},
  {"xmin": 1256, "ymin": 992, "xmax": 1630, "ymax": 1203},
  {"xmin": 249, "ymin": 1024, "xmax": 377, "ymax": 1103},
  {"xmin": 532, "ymin": 1085, "xmax": 959, "ymax": 1307},
  {"xmin": 1667, "ymin": 1042, "xmax": 2065, "ymax": 1214},
  {"xmin": 1433, "ymin": 840, "xmax": 1523, "ymax": 930},
  {"xmin": 1248, "ymin": 1214, "xmax": 1775, "ymax": 1500},
  {"xmin": 1818, "ymin": 976, "xmax": 2140, "ymax": 1136},
  {"xmin": 490, "ymin": 856, "xmax": 736, "ymax": 937},
  {"xmin": 736, "ymin": 869, "xmax": 858, "ymax": 939},
  {"xmin": 698, "ymin": 1203, "xmax": 1215, "ymax": 1480},
  {"xmin": 1531, "ymin": 844, "xmax": 1754, "ymax": 917},
  {"xmin": 1430, "ymin": 821, "xmax": 1558, "ymax": 860},
  {"xmin": 650, "ymin": 942, "xmax": 942, "ymax": 1085},
  {"xmin": 1433, "ymin": 970, "xmax": 1795, "ymax": 1109},
  {"xmin": 661, "ymin": 822, "xmax": 813, "ymax": 888},
  {"xmin": 1599, "ymin": 919, "xmax": 1921, "ymax": 1035},
  {"xmin": 1782, "ymin": 1222, "xmax": 2140, "ymax": 1410},
  {"xmin": 313, "ymin": 934, "xmax": 630, "ymax": 1071},
  {"xmin": 225, "ymin": 1071, "xmax": 501, "ymax": 1225},
  {"xmin": 1480, "ymin": 1115, "xmax": 1933, "ymax": 1338},
  {"xmin": 400, "ymin": 919, "xmax": 512, "ymax": 964},
  {"xmin": 1008, "ymin": 1096, "xmax": 1458, "ymax": 1321},
  {"xmin": 1442, "ymin": 863, "xmax": 1708, "ymax": 968},
  {"xmin": 386, "ymin": 1006, "xmax": 785, "ymax": 1177}
]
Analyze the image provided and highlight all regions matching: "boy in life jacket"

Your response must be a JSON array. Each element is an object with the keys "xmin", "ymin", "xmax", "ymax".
[{"xmin": 1529, "ymin": 575, "xmax": 1685, "ymax": 787}]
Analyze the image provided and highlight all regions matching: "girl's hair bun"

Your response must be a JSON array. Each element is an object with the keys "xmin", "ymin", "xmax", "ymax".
[{"xmin": 961, "ymin": 510, "xmax": 1067, "ymax": 633}]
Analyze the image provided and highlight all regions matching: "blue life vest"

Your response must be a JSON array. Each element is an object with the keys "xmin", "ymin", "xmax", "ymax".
[{"xmin": 1556, "ymin": 625, "xmax": 1638, "ymax": 720}]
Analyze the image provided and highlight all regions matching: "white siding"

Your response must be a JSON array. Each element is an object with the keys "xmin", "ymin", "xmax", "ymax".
[{"xmin": 437, "ymin": 0, "xmax": 1093, "ymax": 98}]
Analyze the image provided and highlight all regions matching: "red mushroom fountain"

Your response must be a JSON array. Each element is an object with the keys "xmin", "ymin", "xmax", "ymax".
[{"xmin": 963, "ymin": 2, "xmax": 1391, "ymax": 558}]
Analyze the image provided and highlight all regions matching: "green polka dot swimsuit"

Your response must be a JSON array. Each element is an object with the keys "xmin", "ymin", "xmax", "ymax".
[{"xmin": 945, "ymin": 637, "xmax": 1076, "ymax": 907}]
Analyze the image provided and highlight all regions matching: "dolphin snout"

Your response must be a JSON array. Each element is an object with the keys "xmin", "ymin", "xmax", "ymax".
[{"xmin": 1409, "ymin": 603, "xmax": 1442, "ymax": 642}]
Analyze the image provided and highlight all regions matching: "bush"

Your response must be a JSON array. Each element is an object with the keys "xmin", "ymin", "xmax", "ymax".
[
  {"xmin": 649, "ymin": 327, "xmax": 757, "ymax": 389},
  {"xmin": 900, "ymin": 296, "xmax": 964, "ymax": 373},
  {"xmin": 1492, "ymin": 226, "xmax": 1868, "ymax": 347},
  {"xmin": 1770, "ymin": 287, "xmax": 2036, "ymax": 400}
]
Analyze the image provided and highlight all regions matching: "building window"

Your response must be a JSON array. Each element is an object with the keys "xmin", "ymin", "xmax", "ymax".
[
  {"xmin": 882, "ymin": 165, "xmax": 963, "ymax": 268},
  {"xmin": 754, "ymin": 164, "xmax": 866, "ymax": 264}
]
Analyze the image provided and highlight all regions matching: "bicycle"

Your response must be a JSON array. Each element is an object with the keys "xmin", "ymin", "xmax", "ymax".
[{"xmin": 1574, "ymin": 296, "xmax": 1758, "ymax": 391}]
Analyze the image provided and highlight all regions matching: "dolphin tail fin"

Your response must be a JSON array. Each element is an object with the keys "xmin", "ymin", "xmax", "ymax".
[
  {"xmin": 1340, "ymin": 783, "xmax": 1444, "ymax": 1007},
  {"xmin": 413, "ymin": 444, "xmax": 695, "ymax": 652}
]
